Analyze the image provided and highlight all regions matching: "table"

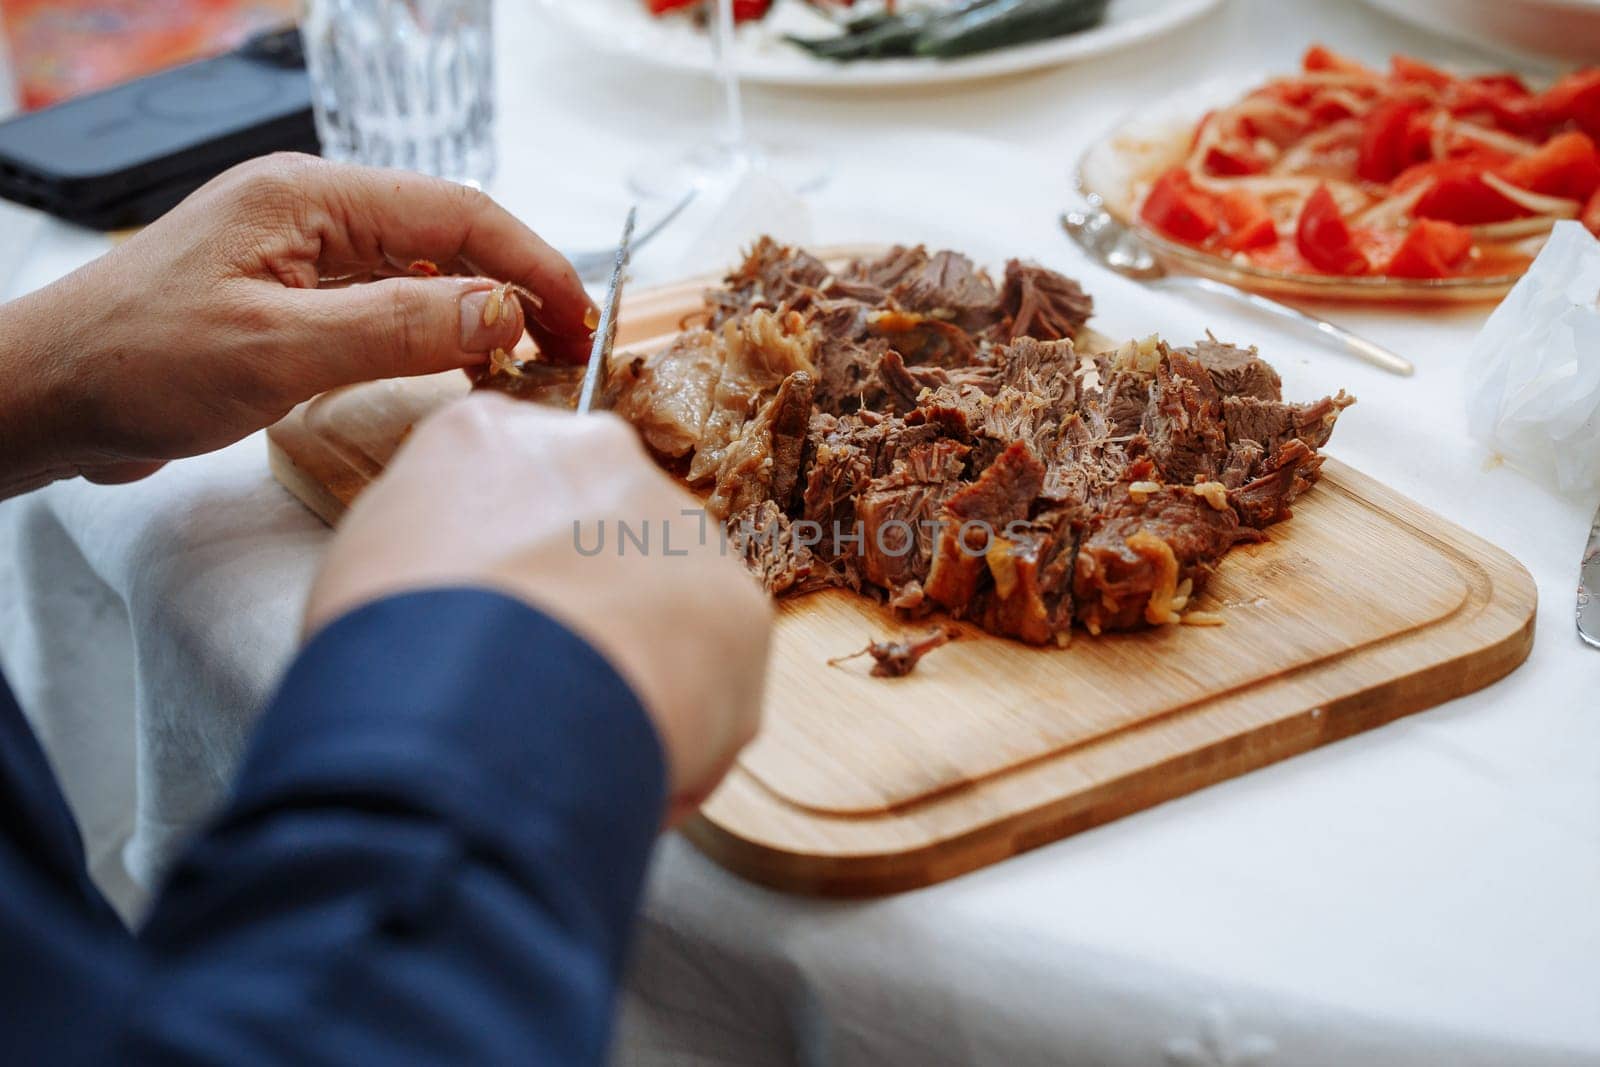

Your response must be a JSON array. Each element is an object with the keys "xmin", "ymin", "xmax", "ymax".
[{"xmin": 2, "ymin": 1, "xmax": 1597, "ymax": 1063}]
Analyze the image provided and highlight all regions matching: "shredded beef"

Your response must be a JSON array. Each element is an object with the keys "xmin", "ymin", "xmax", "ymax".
[
  {"xmin": 475, "ymin": 238, "xmax": 1352, "ymax": 647},
  {"xmin": 1180, "ymin": 336, "xmax": 1283, "ymax": 401},
  {"xmin": 829, "ymin": 625, "xmax": 960, "ymax": 678}
]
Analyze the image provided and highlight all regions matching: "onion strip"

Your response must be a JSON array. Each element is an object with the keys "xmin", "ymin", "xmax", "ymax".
[
  {"xmin": 1445, "ymin": 119, "xmax": 1538, "ymax": 157},
  {"xmin": 1480, "ymin": 172, "xmax": 1582, "ymax": 217},
  {"xmin": 1469, "ymin": 216, "xmax": 1561, "ymax": 240},
  {"xmin": 1351, "ymin": 178, "xmax": 1434, "ymax": 227}
]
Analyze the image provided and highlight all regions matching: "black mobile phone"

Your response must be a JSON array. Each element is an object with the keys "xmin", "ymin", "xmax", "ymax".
[{"xmin": 0, "ymin": 26, "xmax": 320, "ymax": 230}]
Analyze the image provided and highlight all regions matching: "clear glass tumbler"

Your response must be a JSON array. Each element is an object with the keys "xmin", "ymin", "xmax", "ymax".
[{"xmin": 302, "ymin": 0, "xmax": 496, "ymax": 189}]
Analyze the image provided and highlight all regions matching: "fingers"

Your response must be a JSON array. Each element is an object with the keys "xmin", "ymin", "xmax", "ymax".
[
  {"xmin": 297, "ymin": 160, "xmax": 599, "ymax": 365},
  {"xmin": 80, "ymin": 461, "xmax": 168, "ymax": 485},
  {"xmin": 276, "ymin": 276, "xmax": 527, "ymax": 391}
]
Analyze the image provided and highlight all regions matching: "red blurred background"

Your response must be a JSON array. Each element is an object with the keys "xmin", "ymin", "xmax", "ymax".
[{"xmin": 3, "ymin": 0, "xmax": 298, "ymax": 110}]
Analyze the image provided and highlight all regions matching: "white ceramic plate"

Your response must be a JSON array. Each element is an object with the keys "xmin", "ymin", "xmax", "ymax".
[
  {"xmin": 1360, "ymin": 0, "xmax": 1600, "ymax": 66},
  {"xmin": 534, "ymin": 0, "xmax": 1224, "ymax": 89}
]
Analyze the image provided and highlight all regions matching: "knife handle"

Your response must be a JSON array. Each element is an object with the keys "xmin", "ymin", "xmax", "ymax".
[{"xmin": 1153, "ymin": 275, "xmax": 1415, "ymax": 378}]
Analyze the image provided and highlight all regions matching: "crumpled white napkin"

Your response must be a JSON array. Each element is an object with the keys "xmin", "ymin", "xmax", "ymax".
[{"xmin": 1465, "ymin": 221, "xmax": 1600, "ymax": 496}]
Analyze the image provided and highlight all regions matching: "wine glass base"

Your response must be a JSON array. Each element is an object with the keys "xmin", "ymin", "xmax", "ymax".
[{"xmin": 627, "ymin": 141, "xmax": 829, "ymax": 203}]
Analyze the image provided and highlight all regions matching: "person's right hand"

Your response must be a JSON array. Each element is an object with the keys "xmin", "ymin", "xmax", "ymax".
[{"xmin": 304, "ymin": 394, "xmax": 772, "ymax": 825}]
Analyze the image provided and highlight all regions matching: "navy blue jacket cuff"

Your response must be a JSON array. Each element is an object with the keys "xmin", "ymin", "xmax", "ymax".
[{"xmin": 232, "ymin": 588, "xmax": 667, "ymax": 951}]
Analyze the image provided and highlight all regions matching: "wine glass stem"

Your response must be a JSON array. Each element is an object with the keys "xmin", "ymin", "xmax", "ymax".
[{"xmin": 712, "ymin": 0, "xmax": 745, "ymax": 152}]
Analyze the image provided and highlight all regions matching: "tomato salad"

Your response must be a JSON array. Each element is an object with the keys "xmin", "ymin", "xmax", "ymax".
[{"xmin": 1136, "ymin": 46, "xmax": 1600, "ymax": 281}]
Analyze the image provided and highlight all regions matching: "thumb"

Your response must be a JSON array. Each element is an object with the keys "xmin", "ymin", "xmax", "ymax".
[{"xmin": 279, "ymin": 276, "xmax": 527, "ymax": 392}]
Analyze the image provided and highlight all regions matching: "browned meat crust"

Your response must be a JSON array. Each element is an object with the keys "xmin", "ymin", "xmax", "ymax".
[{"xmin": 474, "ymin": 239, "xmax": 1351, "ymax": 646}]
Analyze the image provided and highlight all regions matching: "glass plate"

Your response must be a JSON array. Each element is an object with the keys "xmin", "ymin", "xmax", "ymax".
[{"xmin": 1076, "ymin": 73, "xmax": 1535, "ymax": 304}]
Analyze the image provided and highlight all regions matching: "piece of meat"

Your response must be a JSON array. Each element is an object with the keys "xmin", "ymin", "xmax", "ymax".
[
  {"xmin": 1228, "ymin": 439, "xmax": 1325, "ymax": 528},
  {"xmin": 869, "ymin": 348, "xmax": 951, "ymax": 414},
  {"xmin": 707, "ymin": 236, "xmax": 831, "ymax": 325},
  {"xmin": 924, "ymin": 441, "xmax": 1047, "ymax": 612},
  {"xmin": 728, "ymin": 500, "xmax": 820, "ymax": 596},
  {"xmin": 605, "ymin": 329, "xmax": 722, "ymax": 459},
  {"xmin": 684, "ymin": 309, "xmax": 818, "ymax": 483},
  {"xmin": 1141, "ymin": 348, "xmax": 1229, "ymax": 486},
  {"xmin": 828, "ymin": 625, "xmax": 960, "ymax": 678},
  {"xmin": 1223, "ymin": 391, "xmax": 1355, "ymax": 454},
  {"xmin": 972, "ymin": 507, "xmax": 1079, "ymax": 645},
  {"xmin": 855, "ymin": 439, "xmax": 971, "ymax": 604},
  {"xmin": 469, "ymin": 360, "xmax": 584, "ymax": 407},
  {"xmin": 841, "ymin": 244, "xmax": 930, "ymax": 297},
  {"xmin": 1220, "ymin": 440, "xmax": 1266, "ymax": 489},
  {"xmin": 1074, "ymin": 472, "xmax": 1261, "ymax": 634},
  {"xmin": 1179, "ymin": 336, "xmax": 1283, "ymax": 401},
  {"xmin": 708, "ymin": 372, "xmax": 816, "ymax": 519},
  {"xmin": 868, "ymin": 309, "xmax": 981, "ymax": 369},
  {"xmin": 989, "ymin": 260, "xmax": 1094, "ymax": 343},
  {"xmin": 889, "ymin": 250, "xmax": 1002, "ymax": 334}
]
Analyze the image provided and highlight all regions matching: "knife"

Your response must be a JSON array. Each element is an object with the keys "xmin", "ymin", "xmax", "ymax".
[
  {"xmin": 1580, "ymin": 500, "xmax": 1600, "ymax": 648},
  {"xmin": 576, "ymin": 206, "xmax": 637, "ymax": 415}
]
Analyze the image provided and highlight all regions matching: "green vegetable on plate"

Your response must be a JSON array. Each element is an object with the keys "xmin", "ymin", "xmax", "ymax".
[{"xmin": 787, "ymin": 0, "xmax": 1112, "ymax": 62}]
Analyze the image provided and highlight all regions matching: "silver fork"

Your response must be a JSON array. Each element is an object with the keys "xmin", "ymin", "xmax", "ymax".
[
  {"xmin": 1061, "ymin": 202, "xmax": 1414, "ymax": 377},
  {"xmin": 564, "ymin": 190, "xmax": 697, "ymax": 280}
]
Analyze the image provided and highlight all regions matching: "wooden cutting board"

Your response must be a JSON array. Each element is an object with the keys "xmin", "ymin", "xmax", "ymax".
[{"xmin": 267, "ymin": 271, "xmax": 1536, "ymax": 896}]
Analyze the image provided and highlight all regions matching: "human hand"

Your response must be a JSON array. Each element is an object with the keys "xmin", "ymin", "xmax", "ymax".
[
  {"xmin": 303, "ymin": 394, "xmax": 772, "ymax": 825},
  {"xmin": 0, "ymin": 153, "xmax": 597, "ymax": 497}
]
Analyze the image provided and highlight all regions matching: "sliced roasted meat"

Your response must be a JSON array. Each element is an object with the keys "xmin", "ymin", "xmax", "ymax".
[
  {"xmin": 855, "ymin": 438, "xmax": 972, "ymax": 607},
  {"xmin": 729, "ymin": 500, "xmax": 819, "ymax": 597},
  {"xmin": 1180, "ymin": 337, "xmax": 1283, "ymax": 401},
  {"xmin": 989, "ymin": 259, "xmax": 1094, "ymax": 343},
  {"xmin": 1142, "ymin": 348, "xmax": 1228, "ymax": 486},
  {"xmin": 924, "ymin": 441, "xmax": 1047, "ymax": 612},
  {"xmin": 707, "ymin": 237, "xmax": 831, "ymax": 325},
  {"xmin": 1074, "ymin": 472, "xmax": 1260, "ymax": 634},
  {"xmin": 605, "ymin": 328, "xmax": 722, "ymax": 459},
  {"xmin": 1223, "ymin": 391, "xmax": 1355, "ymax": 454},
  {"xmin": 489, "ymin": 238, "xmax": 1351, "ymax": 647},
  {"xmin": 1228, "ymin": 439, "xmax": 1325, "ymax": 528},
  {"xmin": 889, "ymin": 250, "xmax": 1002, "ymax": 334},
  {"xmin": 708, "ymin": 371, "xmax": 816, "ymax": 519}
]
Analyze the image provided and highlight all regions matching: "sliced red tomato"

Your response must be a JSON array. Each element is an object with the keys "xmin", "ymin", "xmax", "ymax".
[
  {"xmin": 1584, "ymin": 188, "xmax": 1600, "ymax": 237},
  {"xmin": 1358, "ymin": 100, "xmax": 1430, "ymax": 183},
  {"xmin": 1295, "ymin": 185, "xmax": 1369, "ymax": 274},
  {"xmin": 1202, "ymin": 142, "xmax": 1268, "ymax": 177},
  {"xmin": 1391, "ymin": 54, "xmax": 1453, "ymax": 90},
  {"xmin": 1396, "ymin": 156, "xmax": 1525, "ymax": 224},
  {"xmin": 1543, "ymin": 69, "xmax": 1600, "ymax": 141},
  {"xmin": 1500, "ymin": 131, "xmax": 1600, "ymax": 202},
  {"xmin": 1450, "ymin": 76, "xmax": 1549, "ymax": 137},
  {"xmin": 1217, "ymin": 189, "xmax": 1277, "ymax": 251},
  {"xmin": 1302, "ymin": 45, "xmax": 1371, "ymax": 77},
  {"xmin": 645, "ymin": 0, "xmax": 699, "ymax": 12},
  {"xmin": 1381, "ymin": 219, "xmax": 1473, "ymax": 278},
  {"xmin": 1139, "ymin": 169, "xmax": 1219, "ymax": 243}
]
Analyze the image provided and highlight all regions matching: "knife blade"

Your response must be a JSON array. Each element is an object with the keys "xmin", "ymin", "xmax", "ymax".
[
  {"xmin": 576, "ymin": 206, "xmax": 637, "ymax": 415},
  {"xmin": 1580, "ymin": 499, "xmax": 1600, "ymax": 648}
]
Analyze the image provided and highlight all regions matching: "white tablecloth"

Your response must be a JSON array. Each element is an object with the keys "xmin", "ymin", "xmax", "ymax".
[{"xmin": 1, "ymin": 1, "xmax": 1596, "ymax": 1063}]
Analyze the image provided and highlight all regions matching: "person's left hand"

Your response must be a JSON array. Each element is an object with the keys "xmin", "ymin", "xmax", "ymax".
[{"xmin": 0, "ymin": 153, "xmax": 598, "ymax": 497}]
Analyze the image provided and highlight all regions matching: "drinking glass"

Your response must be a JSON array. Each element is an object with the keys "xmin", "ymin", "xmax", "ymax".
[
  {"xmin": 628, "ymin": 0, "xmax": 826, "ymax": 201},
  {"xmin": 302, "ymin": 0, "xmax": 496, "ymax": 189}
]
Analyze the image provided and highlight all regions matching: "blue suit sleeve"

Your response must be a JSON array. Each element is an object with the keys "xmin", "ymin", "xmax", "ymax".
[{"xmin": 123, "ymin": 588, "xmax": 668, "ymax": 1065}]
